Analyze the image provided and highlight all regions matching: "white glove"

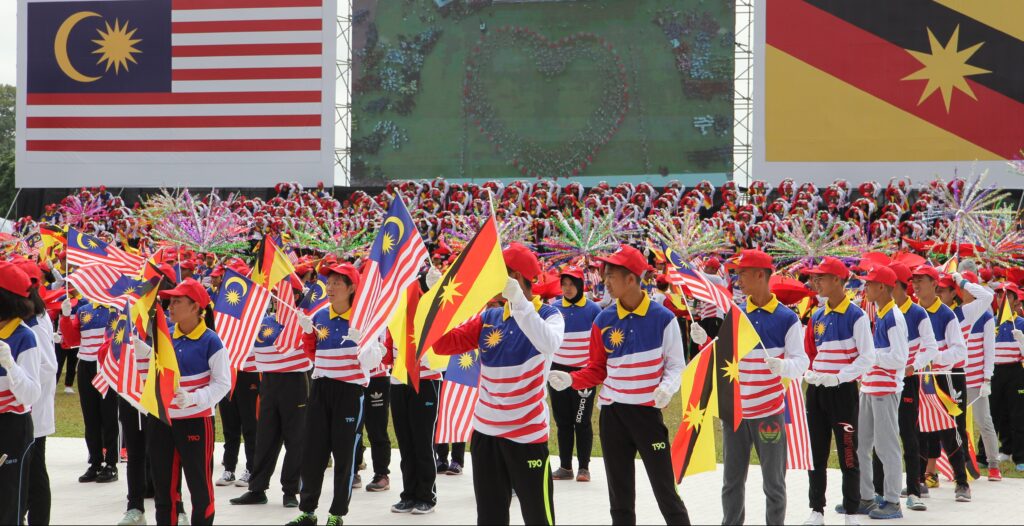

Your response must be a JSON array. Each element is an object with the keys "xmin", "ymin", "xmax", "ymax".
[
  {"xmin": 502, "ymin": 276, "xmax": 527, "ymax": 305},
  {"xmin": 819, "ymin": 374, "xmax": 840, "ymax": 387},
  {"xmin": 357, "ymin": 341, "xmax": 386, "ymax": 371},
  {"xmin": 803, "ymin": 371, "xmax": 822, "ymax": 386},
  {"xmin": 951, "ymin": 272, "xmax": 963, "ymax": 284},
  {"xmin": 0, "ymin": 341, "xmax": 14, "ymax": 369},
  {"xmin": 652, "ymin": 385, "xmax": 674, "ymax": 409},
  {"xmin": 172, "ymin": 389, "xmax": 195, "ymax": 408},
  {"xmin": 426, "ymin": 266, "xmax": 443, "ymax": 289},
  {"xmin": 297, "ymin": 314, "xmax": 314, "ymax": 334},
  {"xmin": 548, "ymin": 370, "xmax": 572, "ymax": 391},
  {"xmin": 53, "ymin": 332, "xmax": 62, "ymax": 344},
  {"xmin": 1013, "ymin": 329, "xmax": 1024, "ymax": 345},
  {"xmin": 61, "ymin": 299, "xmax": 72, "ymax": 317},
  {"xmin": 132, "ymin": 337, "xmax": 152, "ymax": 359},
  {"xmin": 765, "ymin": 356, "xmax": 785, "ymax": 376},
  {"xmin": 345, "ymin": 327, "xmax": 363, "ymax": 343},
  {"xmin": 690, "ymin": 322, "xmax": 708, "ymax": 346},
  {"xmin": 980, "ymin": 380, "xmax": 992, "ymax": 398}
]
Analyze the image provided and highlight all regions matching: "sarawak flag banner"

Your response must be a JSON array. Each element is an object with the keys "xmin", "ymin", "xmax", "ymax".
[
  {"xmin": 15, "ymin": 0, "xmax": 337, "ymax": 188},
  {"xmin": 671, "ymin": 342, "xmax": 718, "ymax": 481},
  {"xmin": 140, "ymin": 304, "xmax": 179, "ymax": 426},
  {"xmin": 756, "ymin": 0, "xmax": 1024, "ymax": 185}
]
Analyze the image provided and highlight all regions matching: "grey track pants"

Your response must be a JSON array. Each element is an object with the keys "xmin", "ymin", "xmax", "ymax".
[
  {"xmin": 858, "ymin": 393, "xmax": 902, "ymax": 504},
  {"xmin": 721, "ymin": 413, "xmax": 787, "ymax": 525}
]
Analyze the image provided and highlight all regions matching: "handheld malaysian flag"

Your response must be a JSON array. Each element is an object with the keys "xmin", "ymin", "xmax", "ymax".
[
  {"xmin": 213, "ymin": 268, "xmax": 271, "ymax": 372},
  {"xmin": 435, "ymin": 350, "xmax": 481, "ymax": 444}
]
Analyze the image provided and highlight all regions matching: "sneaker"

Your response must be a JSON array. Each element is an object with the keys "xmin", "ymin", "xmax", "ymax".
[
  {"xmin": 120, "ymin": 447, "xmax": 128, "ymax": 463},
  {"xmin": 391, "ymin": 500, "xmax": 415, "ymax": 514},
  {"xmin": 835, "ymin": 499, "xmax": 877, "ymax": 515},
  {"xmin": 351, "ymin": 473, "xmax": 362, "ymax": 489},
  {"xmin": 230, "ymin": 491, "xmax": 268, "ymax": 505},
  {"xmin": 803, "ymin": 511, "xmax": 825, "ymax": 525},
  {"xmin": 435, "ymin": 460, "xmax": 448, "ymax": 473},
  {"xmin": 286, "ymin": 512, "xmax": 317, "ymax": 525},
  {"xmin": 906, "ymin": 495, "xmax": 926, "ymax": 511},
  {"xmin": 96, "ymin": 465, "xmax": 119, "ymax": 483},
  {"xmin": 988, "ymin": 466, "xmax": 1003, "ymax": 481},
  {"xmin": 1016, "ymin": 463, "xmax": 1024, "ymax": 473},
  {"xmin": 924, "ymin": 472, "xmax": 939, "ymax": 489},
  {"xmin": 900, "ymin": 486, "xmax": 908, "ymax": 498},
  {"xmin": 411, "ymin": 502, "xmax": 435, "ymax": 515},
  {"xmin": 955, "ymin": 484, "xmax": 971, "ymax": 502},
  {"xmin": 868, "ymin": 501, "xmax": 903, "ymax": 520},
  {"xmin": 117, "ymin": 508, "xmax": 146, "ymax": 526},
  {"xmin": 845, "ymin": 515, "xmax": 861, "ymax": 526},
  {"xmin": 64, "ymin": 386, "xmax": 75, "ymax": 394},
  {"xmin": 576, "ymin": 468, "xmax": 591, "ymax": 482},
  {"xmin": 283, "ymin": 494, "xmax": 299, "ymax": 508},
  {"xmin": 996, "ymin": 452, "xmax": 1010, "ymax": 462},
  {"xmin": 366, "ymin": 474, "xmax": 390, "ymax": 492},
  {"xmin": 552, "ymin": 467, "xmax": 573, "ymax": 480},
  {"xmin": 216, "ymin": 471, "xmax": 236, "ymax": 487},
  {"xmin": 446, "ymin": 461, "xmax": 463, "ymax": 475},
  {"xmin": 919, "ymin": 483, "xmax": 930, "ymax": 498},
  {"xmin": 235, "ymin": 469, "xmax": 251, "ymax": 487},
  {"xmin": 79, "ymin": 466, "xmax": 100, "ymax": 483},
  {"xmin": 325, "ymin": 514, "xmax": 342, "ymax": 526},
  {"xmin": 178, "ymin": 512, "xmax": 189, "ymax": 525},
  {"xmin": 358, "ymin": 461, "xmax": 366, "ymax": 471}
]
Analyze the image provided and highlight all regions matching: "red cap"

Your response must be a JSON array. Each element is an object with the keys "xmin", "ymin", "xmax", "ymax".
[
  {"xmin": 1006, "ymin": 268, "xmax": 1024, "ymax": 287},
  {"xmin": 911, "ymin": 265, "xmax": 940, "ymax": 281},
  {"xmin": 726, "ymin": 249, "xmax": 774, "ymax": 271},
  {"xmin": 887, "ymin": 262, "xmax": 912, "ymax": 285},
  {"xmin": 560, "ymin": 266, "xmax": 584, "ymax": 280},
  {"xmin": 804, "ymin": 257, "xmax": 850, "ymax": 280},
  {"xmin": 156, "ymin": 263, "xmax": 177, "ymax": 284},
  {"xmin": 210, "ymin": 265, "xmax": 226, "ymax": 278},
  {"xmin": 702, "ymin": 257, "xmax": 721, "ymax": 272},
  {"xmin": 0, "ymin": 261, "xmax": 34, "ymax": 297},
  {"xmin": 961, "ymin": 271, "xmax": 979, "ymax": 285},
  {"xmin": 9, "ymin": 256, "xmax": 43, "ymax": 287},
  {"xmin": 980, "ymin": 267, "xmax": 994, "ymax": 282},
  {"xmin": 936, "ymin": 275, "xmax": 956, "ymax": 290},
  {"xmin": 320, "ymin": 262, "xmax": 361, "ymax": 289},
  {"xmin": 158, "ymin": 278, "xmax": 211, "ymax": 309},
  {"xmin": 178, "ymin": 259, "xmax": 196, "ymax": 271},
  {"xmin": 596, "ymin": 245, "xmax": 649, "ymax": 278},
  {"xmin": 503, "ymin": 243, "xmax": 542, "ymax": 281},
  {"xmin": 863, "ymin": 266, "xmax": 897, "ymax": 287},
  {"xmin": 655, "ymin": 274, "xmax": 671, "ymax": 286}
]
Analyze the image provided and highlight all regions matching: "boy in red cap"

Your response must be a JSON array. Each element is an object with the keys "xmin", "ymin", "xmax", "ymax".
[
  {"xmin": 911, "ymin": 265, "xmax": 970, "ymax": 501},
  {"xmin": 802, "ymin": 257, "xmax": 875, "ymax": 526},
  {"xmin": 714, "ymin": 250, "xmax": 807, "ymax": 525},
  {"xmin": 549, "ymin": 245, "xmax": 689, "ymax": 525},
  {"xmin": 432, "ymin": 242, "xmax": 565, "ymax": 525},
  {"xmin": 549, "ymin": 265, "xmax": 602, "ymax": 482},
  {"xmin": 854, "ymin": 266, "xmax": 908, "ymax": 519},
  {"xmin": 991, "ymin": 284, "xmax": 1024, "ymax": 472},
  {"xmin": 0, "ymin": 262, "xmax": 43, "ymax": 526}
]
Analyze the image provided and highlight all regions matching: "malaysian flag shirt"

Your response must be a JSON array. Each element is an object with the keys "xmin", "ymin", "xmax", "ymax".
[
  {"xmin": 0, "ymin": 319, "xmax": 42, "ymax": 415},
  {"xmin": 169, "ymin": 321, "xmax": 229, "ymax": 420},
  {"xmin": 433, "ymin": 295, "xmax": 565, "ymax": 444},
  {"xmin": 552, "ymin": 296, "xmax": 602, "ymax": 368},
  {"xmin": 860, "ymin": 301, "xmax": 909, "ymax": 396},
  {"xmin": 994, "ymin": 316, "xmax": 1024, "ymax": 365},
  {"xmin": 741, "ymin": 295, "xmax": 807, "ymax": 418},
  {"xmin": 252, "ymin": 315, "xmax": 310, "ymax": 374},
  {"xmin": 920, "ymin": 298, "xmax": 966, "ymax": 370},
  {"xmin": 808, "ymin": 295, "xmax": 875, "ymax": 383},
  {"xmin": 898, "ymin": 298, "xmax": 938, "ymax": 371},
  {"xmin": 303, "ymin": 305, "xmax": 368, "ymax": 387},
  {"xmin": 571, "ymin": 292, "xmax": 685, "ymax": 407},
  {"xmin": 61, "ymin": 299, "xmax": 114, "ymax": 362}
]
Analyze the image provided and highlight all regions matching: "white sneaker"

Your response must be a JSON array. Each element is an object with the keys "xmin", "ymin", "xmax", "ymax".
[
  {"xmin": 64, "ymin": 386, "xmax": 74, "ymax": 394},
  {"xmin": 235, "ymin": 469, "xmax": 251, "ymax": 487},
  {"xmin": 177, "ymin": 512, "xmax": 189, "ymax": 525},
  {"xmin": 215, "ymin": 471, "xmax": 235, "ymax": 486},
  {"xmin": 997, "ymin": 453, "xmax": 1011, "ymax": 462},
  {"xmin": 117, "ymin": 509, "xmax": 146, "ymax": 526},
  {"xmin": 844, "ymin": 514, "xmax": 861, "ymax": 526},
  {"xmin": 803, "ymin": 511, "xmax": 825, "ymax": 525}
]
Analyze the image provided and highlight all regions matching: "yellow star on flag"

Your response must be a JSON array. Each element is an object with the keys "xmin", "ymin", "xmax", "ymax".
[
  {"xmin": 607, "ymin": 328, "xmax": 625, "ymax": 348},
  {"xmin": 814, "ymin": 321, "xmax": 826, "ymax": 337},
  {"xmin": 902, "ymin": 25, "xmax": 990, "ymax": 112},
  {"xmin": 439, "ymin": 278, "xmax": 463, "ymax": 307},
  {"xmin": 484, "ymin": 328, "xmax": 503, "ymax": 349},
  {"xmin": 722, "ymin": 357, "xmax": 741, "ymax": 384},
  {"xmin": 683, "ymin": 402, "xmax": 706, "ymax": 431}
]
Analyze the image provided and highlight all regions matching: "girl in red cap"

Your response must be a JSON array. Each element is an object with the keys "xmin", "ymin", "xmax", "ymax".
[
  {"xmin": 136, "ymin": 278, "xmax": 231, "ymax": 526},
  {"xmin": 289, "ymin": 263, "xmax": 386, "ymax": 526},
  {"xmin": 0, "ymin": 262, "xmax": 43, "ymax": 526}
]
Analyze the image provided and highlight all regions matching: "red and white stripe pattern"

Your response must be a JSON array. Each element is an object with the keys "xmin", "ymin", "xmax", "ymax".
[
  {"xmin": 26, "ymin": 0, "xmax": 330, "ymax": 158},
  {"xmin": 350, "ymin": 237, "xmax": 429, "ymax": 351},
  {"xmin": 475, "ymin": 353, "xmax": 550, "ymax": 444},
  {"xmin": 435, "ymin": 380, "xmax": 479, "ymax": 444},
  {"xmin": 553, "ymin": 326, "xmax": 590, "ymax": 367},
  {"xmin": 963, "ymin": 316, "xmax": 993, "ymax": 389},
  {"xmin": 215, "ymin": 285, "xmax": 272, "ymax": 372},
  {"xmin": 67, "ymin": 244, "xmax": 143, "ymax": 276},
  {"xmin": 673, "ymin": 266, "xmax": 733, "ymax": 314},
  {"xmin": 67, "ymin": 265, "xmax": 125, "ymax": 307},
  {"xmin": 599, "ymin": 346, "xmax": 665, "ymax": 407},
  {"xmin": 172, "ymin": 369, "xmax": 215, "ymax": 419},
  {"xmin": 272, "ymin": 281, "xmax": 304, "ymax": 358},
  {"xmin": 918, "ymin": 378, "xmax": 956, "ymax": 432},
  {"xmin": 784, "ymin": 380, "xmax": 813, "ymax": 470}
]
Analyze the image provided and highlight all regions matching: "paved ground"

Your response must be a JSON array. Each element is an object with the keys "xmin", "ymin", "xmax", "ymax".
[{"xmin": 45, "ymin": 436, "xmax": 1020, "ymax": 525}]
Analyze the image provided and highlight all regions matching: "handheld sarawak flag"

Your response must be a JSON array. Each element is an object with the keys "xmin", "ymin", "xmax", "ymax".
[
  {"xmin": 351, "ymin": 195, "xmax": 429, "ymax": 348},
  {"xmin": 251, "ymin": 235, "xmax": 295, "ymax": 292},
  {"xmin": 129, "ymin": 275, "xmax": 163, "ymax": 341},
  {"xmin": 435, "ymin": 350, "xmax": 482, "ymax": 444},
  {"xmin": 413, "ymin": 215, "xmax": 507, "ymax": 366},
  {"xmin": 671, "ymin": 341, "xmax": 718, "ymax": 481},
  {"xmin": 999, "ymin": 297, "xmax": 1015, "ymax": 325},
  {"xmin": 213, "ymin": 268, "xmax": 272, "ymax": 372},
  {"xmin": 140, "ymin": 305, "xmax": 179, "ymax": 426},
  {"xmin": 713, "ymin": 304, "xmax": 761, "ymax": 432},
  {"xmin": 38, "ymin": 223, "xmax": 66, "ymax": 260},
  {"xmin": 936, "ymin": 403, "xmax": 981, "ymax": 481},
  {"xmin": 390, "ymin": 283, "xmax": 422, "ymax": 387},
  {"xmin": 66, "ymin": 228, "xmax": 144, "ymax": 274}
]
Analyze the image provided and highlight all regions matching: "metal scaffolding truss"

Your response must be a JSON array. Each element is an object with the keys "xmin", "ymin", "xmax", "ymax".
[
  {"xmin": 733, "ymin": 0, "xmax": 754, "ymax": 188},
  {"xmin": 335, "ymin": 0, "xmax": 352, "ymax": 186}
]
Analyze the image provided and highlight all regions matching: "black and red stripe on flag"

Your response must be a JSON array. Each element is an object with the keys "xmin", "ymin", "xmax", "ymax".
[
  {"xmin": 671, "ymin": 345, "xmax": 715, "ymax": 483},
  {"xmin": 714, "ymin": 305, "xmax": 744, "ymax": 432}
]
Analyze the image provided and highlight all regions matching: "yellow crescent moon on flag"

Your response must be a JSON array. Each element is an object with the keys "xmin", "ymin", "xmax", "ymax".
[
  {"xmin": 383, "ymin": 216, "xmax": 405, "ymax": 242},
  {"xmin": 254, "ymin": 326, "xmax": 267, "ymax": 344},
  {"xmin": 224, "ymin": 276, "xmax": 249, "ymax": 297},
  {"xmin": 75, "ymin": 232, "xmax": 90, "ymax": 249},
  {"xmin": 54, "ymin": 11, "xmax": 102, "ymax": 83}
]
